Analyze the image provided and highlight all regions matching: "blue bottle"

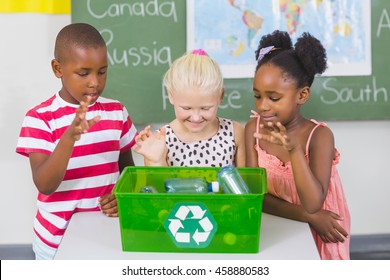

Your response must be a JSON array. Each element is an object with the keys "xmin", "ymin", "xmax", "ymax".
[
  {"xmin": 164, "ymin": 178, "xmax": 219, "ymax": 194},
  {"xmin": 217, "ymin": 165, "xmax": 251, "ymax": 194}
]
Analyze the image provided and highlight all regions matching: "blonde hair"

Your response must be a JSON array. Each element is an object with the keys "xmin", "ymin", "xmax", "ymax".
[{"xmin": 163, "ymin": 51, "xmax": 223, "ymax": 96}]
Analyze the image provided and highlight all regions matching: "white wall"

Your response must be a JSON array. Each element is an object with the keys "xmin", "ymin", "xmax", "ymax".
[{"xmin": 1, "ymin": 14, "xmax": 389, "ymax": 245}]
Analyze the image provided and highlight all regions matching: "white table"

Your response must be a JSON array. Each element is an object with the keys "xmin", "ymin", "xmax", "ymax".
[{"xmin": 55, "ymin": 212, "xmax": 320, "ymax": 260}]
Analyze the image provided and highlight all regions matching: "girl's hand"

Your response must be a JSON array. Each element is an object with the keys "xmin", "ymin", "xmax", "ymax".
[
  {"xmin": 98, "ymin": 193, "xmax": 118, "ymax": 217},
  {"xmin": 132, "ymin": 125, "xmax": 167, "ymax": 165},
  {"xmin": 307, "ymin": 209, "xmax": 348, "ymax": 243},
  {"xmin": 254, "ymin": 122, "xmax": 297, "ymax": 151},
  {"xmin": 255, "ymin": 121, "xmax": 296, "ymax": 151}
]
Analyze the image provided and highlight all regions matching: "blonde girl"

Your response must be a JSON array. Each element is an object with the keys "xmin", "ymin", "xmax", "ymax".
[{"xmin": 133, "ymin": 49, "xmax": 245, "ymax": 167}]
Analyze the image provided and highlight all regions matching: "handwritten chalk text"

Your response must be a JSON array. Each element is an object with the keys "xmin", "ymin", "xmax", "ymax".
[
  {"xmin": 321, "ymin": 77, "xmax": 388, "ymax": 105},
  {"xmin": 219, "ymin": 90, "xmax": 243, "ymax": 109},
  {"xmin": 87, "ymin": 0, "xmax": 177, "ymax": 22},
  {"xmin": 162, "ymin": 87, "xmax": 244, "ymax": 111},
  {"xmin": 102, "ymin": 29, "xmax": 172, "ymax": 67},
  {"xmin": 377, "ymin": 8, "xmax": 390, "ymax": 37}
]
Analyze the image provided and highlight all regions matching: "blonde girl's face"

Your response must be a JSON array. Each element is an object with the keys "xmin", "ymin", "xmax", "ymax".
[{"xmin": 169, "ymin": 88, "xmax": 222, "ymax": 133}]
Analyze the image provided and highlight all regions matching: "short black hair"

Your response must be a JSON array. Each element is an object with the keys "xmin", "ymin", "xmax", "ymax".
[
  {"xmin": 54, "ymin": 23, "xmax": 106, "ymax": 61},
  {"xmin": 255, "ymin": 30, "xmax": 327, "ymax": 87}
]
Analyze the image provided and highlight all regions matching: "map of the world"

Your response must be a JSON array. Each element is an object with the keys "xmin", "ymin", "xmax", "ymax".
[{"xmin": 187, "ymin": 0, "xmax": 371, "ymax": 78}]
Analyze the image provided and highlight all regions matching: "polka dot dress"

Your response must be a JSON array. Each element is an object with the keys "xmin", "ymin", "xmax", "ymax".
[{"xmin": 164, "ymin": 118, "xmax": 236, "ymax": 167}]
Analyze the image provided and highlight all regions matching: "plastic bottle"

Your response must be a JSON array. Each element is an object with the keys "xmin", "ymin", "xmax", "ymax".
[
  {"xmin": 217, "ymin": 165, "xmax": 251, "ymax": 194},
  {"xmin": 164, "ymin": 178, "xmax": 219, "ymax": 194},
  {"xmin": 140, "ymin": 186, "xmax": 158, "ymax": 193}
]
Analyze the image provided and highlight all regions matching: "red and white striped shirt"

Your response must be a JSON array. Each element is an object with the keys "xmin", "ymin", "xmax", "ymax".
[{"xmin": 16, "ymin": 93, "xmax": 137, "ymax": 250}]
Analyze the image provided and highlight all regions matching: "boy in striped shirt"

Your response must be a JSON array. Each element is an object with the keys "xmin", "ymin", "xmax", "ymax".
[{"xmin": 16, "ymin": 23, "xmax": 138, "ymax": 259}]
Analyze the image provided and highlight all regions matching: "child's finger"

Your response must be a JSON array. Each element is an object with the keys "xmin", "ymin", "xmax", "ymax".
[
  {"xmin": 144, "ymin": 125, "xmax": 152, "ymax": 137},
  {"xmin": 82, "ymin": 95, "xmax": 93, "ymax": 105},
  {"xmin": 159, "ymin": 127, "xmax": 167, "ymax": 137},
  {"xmin": 99, "ymin": 194, "xmax": 116, "ymax": 207},
  {"xmin": 276, "ymin": 122, "xmax": 287, "ymax": 134},
  {"xmin": 334, "ymin": 223, "xmax": 348, "ymax": 238},
  {"xmin": 104, "ymin": 209, "xmax": 118, "ymax": 217},
  {"xmin": 134, "ymin": 134, "xmax": 142, "ymax": 144},
  {"xmin": 72, "ymin": 100, "xmax": 89, "ymax": 132},
  {"xmin": 137, "ymin": 126, "xmax": 151, "ymax": 141},
  {"xmin": 154, "ymin": 127, "xmax": 167, "ymax": 140},
  {"xmin": 78, "ymin": 100, "xmax": 89, "ymax": 115},
  {"xmin": 87, "ymin": 115, "xmax": 101, "ymax": 128}
]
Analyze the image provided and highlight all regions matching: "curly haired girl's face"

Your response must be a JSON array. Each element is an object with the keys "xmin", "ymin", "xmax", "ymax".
[{"xmin": 253, "ymin": 64, "xmax": 302, "ymax": 125}]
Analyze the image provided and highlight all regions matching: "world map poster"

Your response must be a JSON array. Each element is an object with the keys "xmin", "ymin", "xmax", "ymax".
[{"xmin": 187, "ymin": 0, "xmax": 371, "ymax": 78}]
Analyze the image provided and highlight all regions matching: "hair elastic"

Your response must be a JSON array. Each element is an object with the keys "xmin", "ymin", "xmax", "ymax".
[
  {"xmin": 191, "ymin": 49, "xmax": 208, "ymax": 56},
  {"xmin": 257, "ymin": 45, "xmax": 277, "ymax": 62}
]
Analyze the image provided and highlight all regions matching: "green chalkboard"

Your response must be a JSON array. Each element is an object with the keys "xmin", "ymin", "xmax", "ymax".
[{"xmin": 72, "ymin": 0, "xmax": 390, "ymax": 123}]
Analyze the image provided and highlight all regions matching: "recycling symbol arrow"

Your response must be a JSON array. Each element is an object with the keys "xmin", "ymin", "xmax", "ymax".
[{"xmin": 164, "ymin": 202, "xmax": 218, "ymax": 248}]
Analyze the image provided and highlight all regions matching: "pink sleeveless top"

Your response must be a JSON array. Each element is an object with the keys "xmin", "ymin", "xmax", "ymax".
[{"xmin": 251, "ymin": 111, "xmax": 351, "ymax": 260}]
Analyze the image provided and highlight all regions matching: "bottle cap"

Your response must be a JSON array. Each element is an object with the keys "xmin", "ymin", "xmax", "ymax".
[
  {"xmin": 140, "ymin": 186, "xmax": 158, "ymax": 193},
  {"xmin": 210, "ymin": 181, "xmax": 219, "ymax": 193}
]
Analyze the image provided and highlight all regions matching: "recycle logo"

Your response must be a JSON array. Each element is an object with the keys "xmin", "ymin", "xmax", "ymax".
[{"xmin": 164, "ymin": 202, "xmax": 218, "ymax": 248}]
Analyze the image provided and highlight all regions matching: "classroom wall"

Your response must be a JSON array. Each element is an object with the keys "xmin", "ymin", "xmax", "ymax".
[{"xmin": 1, "ymin": 14, "xmax": 389, "ymax": 245}]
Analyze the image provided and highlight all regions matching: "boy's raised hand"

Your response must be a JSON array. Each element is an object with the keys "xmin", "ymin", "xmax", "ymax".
[{"xmin": 68, "ymin": 96, "xmax": 101, "ymax": 141}]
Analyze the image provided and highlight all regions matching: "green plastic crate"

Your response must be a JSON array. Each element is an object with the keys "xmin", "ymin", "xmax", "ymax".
[{"xmin": 113, "ymin": 166, "xmax": 267, "ymax": 253}]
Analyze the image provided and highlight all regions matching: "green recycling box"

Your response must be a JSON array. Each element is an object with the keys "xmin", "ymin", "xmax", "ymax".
[{"xmin": 113, "ymin": 166, "xmax": 267, "ymax": 253}]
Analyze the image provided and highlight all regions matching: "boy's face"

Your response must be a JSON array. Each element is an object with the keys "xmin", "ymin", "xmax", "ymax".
[{"xmin": 52, "ymin": 46, "xmax": 108, "ymax": 105}]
